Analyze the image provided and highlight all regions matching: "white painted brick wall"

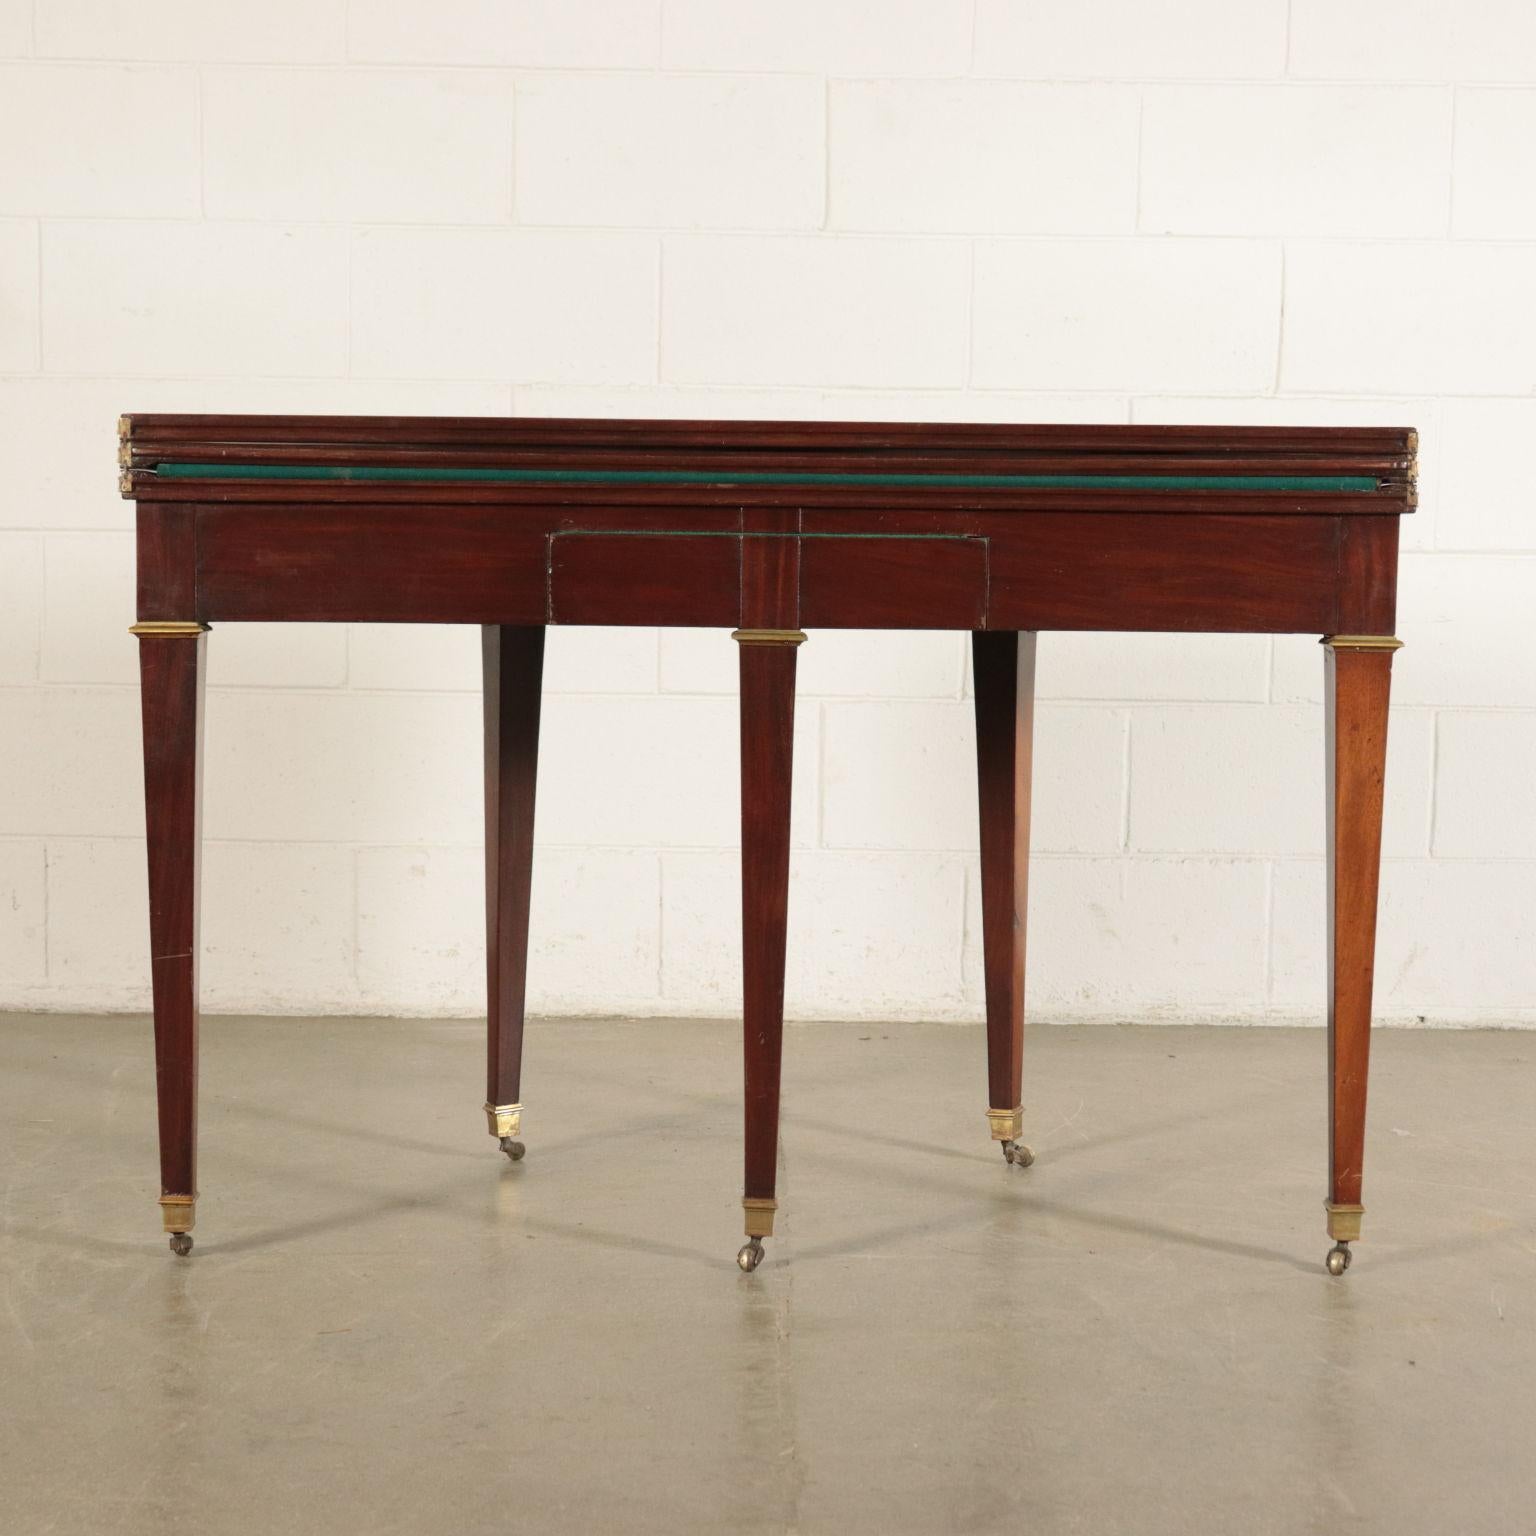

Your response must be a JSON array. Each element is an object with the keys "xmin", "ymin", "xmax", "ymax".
[
  {"xmin": 1282, "ymin": 243, "xmax": 1536, "ymax": 396},
  {"xmin": 34, "ymin": 2, "xmax": 348, "ymax": 63},
  {"xmin": 971, "ymin": 240, "xmax": 1281, "ymax": 393},
  {"xmin": 0, "ymin": 6, "xmax": 1530, "ymax": 1027},
  {"xmin": 43, "ymin": 223, "xmax": 351, "ymax": 376},
  {"xmin": 662, "ymin": 236, "xmax": 969, "ymax": 387},
  {"xmin": 975, "ymin": 0, "xmax": 1288, "ymax": 80},
  {"xmin": 517, "ymin": 74, "xmax": 824, "ymax": 230},
  {"xmin": 0, "ymin": 3, "xmax": 29, "ymax": 54},
  {"xmin": 1452, "ymin": 90, "xmax": 1536, "ymax": 239},
  {"xmin": 663, "ymin": 1, "xmax": 973, "ymax": 76},
  {"xmin": 350, "ymin": 228, "xmax": 657, "ymax": 381},
  {"xmin": 351, "ymin": 1, "xmax": 660, "ymax": 70},
  {"xmin": 0, "ymin": 533, "xmax": 42, "ymax": 682},
  {"xmin": 0, "ymin": 65, "xmax": 200, "ymax": 218},
  {"xmin": 829, "ymin": 83, "xmax": 1139, "ymax": 234},
  {"xmin": 0, "ymin": 219, "xmax": 39, "ymax": 371},
  {"xmin": 1287, "ymin": 0, "xmax": 1536, "ymax": 84},
  {"xmin": 202, "ymin": 70, "xmax": 518, "ymax": 224},
  {"xmin": 1139, "ymin": 86, "xmax": 1450, "ymax": 238}
]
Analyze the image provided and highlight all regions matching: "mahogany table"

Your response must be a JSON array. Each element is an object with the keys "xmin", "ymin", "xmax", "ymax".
[{"xmin": 122, "ymin": 414, "xmax": 1413, "ymax": 1274}]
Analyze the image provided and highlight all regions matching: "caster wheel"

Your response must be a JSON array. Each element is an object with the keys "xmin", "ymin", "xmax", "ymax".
[
  {"xmin": 1326, "ymin": 1243, "xmax": 1352, "ymax": 1276},
  {"xmin": 737, "ymin": 1238, "xmax": 765, "ymax": 1273},
  {"xmin": 499, "ymin": 1137, "xmax": 526, "ymax": 1162},
  {"xmin": 1002, "ymin": 1140, "xmax": 1035, "ymax": 1168},
  {"xmin": 169, "ymin": 1233, "xmax": 193, "ymax": 1257}
]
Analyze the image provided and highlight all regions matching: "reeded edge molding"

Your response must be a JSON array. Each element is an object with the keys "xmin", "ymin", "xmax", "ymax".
[
  {"xmin": 1325, "ymin": 1201, "xmax": 1364, "ymax": 1242},
  {"xmin": 129, "ymin": 621, "xmax": 209, "ymax": 637},
  {"xmin": 483, "ymin": 1101, "xmax": 523, "ymax": 1138},
  {"xmin": 1321, "ymin": 635, "xmax": 1403, "ymax": 651},
  {"xmin": 742, "ymin": 1196, "xmax": 778, "ymax": 1238},
  {"xmin": 731, "ymin": 629, "xmax": 807, "ymax": 647},
  {"xmin": 986, "ymin": 1106, "xmax": 1024, "ymax": 1141},
  {"xmin": 159, "ymin": 1194, "xmax": 196, "ymax": 1234}
]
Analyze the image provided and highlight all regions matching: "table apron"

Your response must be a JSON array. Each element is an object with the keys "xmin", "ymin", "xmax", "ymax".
[{"xmin": 173, "ymin": 505, "xmax": 1395, "ymax": 634}]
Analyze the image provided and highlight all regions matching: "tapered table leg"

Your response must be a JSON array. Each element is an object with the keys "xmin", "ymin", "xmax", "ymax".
[
  {"xmin": 972, "ymin": 631, "xmax": 1038, "ymax": 1170},
  {"xmin": 734, "ymin": 628, "xmax": 803, "ymax": 1271},
  {"xmin": 134, "ymin": 621, "xmax": 208, "ymax": 1255},
  {"xmin": 1322, "ymin": 634, "xmax": 1401, "ymax": 1275},
  {"xmin": 482, "ymin": 626, "xmax": 545, "ymax": 1163}
]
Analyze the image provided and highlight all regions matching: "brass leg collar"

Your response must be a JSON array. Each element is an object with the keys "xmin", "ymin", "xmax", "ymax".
[
  {"xmin": 130, "ymin": 621, "xmax": 209, "ymax": 637},
  {"xmin": 159, "ymin": 1194, "xmax": 196, "ymax": 1234},
  {"xmin": 1325, "ymin": 1201, "xmax": 1364, "ymax": 1242},
  {"xmin": 484, "ymin": 1102, "xmax": 523, "ymax": 1138},
  {"xmin": 986, "ymin": 1107, "xmax": 1024, "ymax": 1142},
  {"xmin": 1320, "ymin": 635, "xmax": 1403, "ymax": 652},
  {"xmin": 731, "ymin": 629, "xmax": 807, "ymax": 647},
  {"xmin": 743, "ymin": 1197, "xmax": 777, "ymax": 1239}
]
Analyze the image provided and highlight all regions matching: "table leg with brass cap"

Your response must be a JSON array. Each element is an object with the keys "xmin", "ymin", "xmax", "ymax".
[
  {"xmin": 973, "ymin": 632, "xmax": 1038, "ymax": 1172},
  {"xmin": 483, "ymin": 626, "xmax": 543, "ymax": 1165},
  {"xmin": 735, "ymin": 628, "xmax": 802, "ymax": 1271},
  {"xmin": 132, "ymin": 620, "xmax": 209, "ymax": 1256},
  {"xmin": 1321, "ymin": 635, "xmax": 1400, "ymax": 1274}
]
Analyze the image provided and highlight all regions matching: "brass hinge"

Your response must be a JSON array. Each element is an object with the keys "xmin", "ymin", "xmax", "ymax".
[{"xmin": 118, "ymin": 416, "xmax": 134, "ymax": 496}]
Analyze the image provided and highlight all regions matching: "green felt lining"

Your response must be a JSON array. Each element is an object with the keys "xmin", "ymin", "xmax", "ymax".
[{"xmin": 149, "ymin": 463, "xmax": 1382, "ymax": 492}]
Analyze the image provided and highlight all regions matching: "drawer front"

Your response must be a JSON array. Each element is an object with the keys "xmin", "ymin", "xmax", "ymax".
[
  {"xmin": 197, "ymin": 504, "xmax": 548, "ymax": 623},
  {"xmin": 799, "ymin": 535, "xmax": 988, "ymax": 629},
  {"xmin": 549, "ymin": 531, "xmax": 741, "ymax": 626}
]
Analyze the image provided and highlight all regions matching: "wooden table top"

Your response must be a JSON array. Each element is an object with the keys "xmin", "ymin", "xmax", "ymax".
[{"xmin": 120, "ymin": 415, "xmax": 1416, "ymax": 516}]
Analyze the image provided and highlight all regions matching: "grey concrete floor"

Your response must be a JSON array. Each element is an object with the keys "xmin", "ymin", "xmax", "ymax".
[{"xmin": 2, "ymin": 1014, "xmax": 1535, "ymax": 1536}]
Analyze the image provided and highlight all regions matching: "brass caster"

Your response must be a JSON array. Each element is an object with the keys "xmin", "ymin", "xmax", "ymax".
[
  {"xmin": 1326, "ymin": 1243, "xmax": 1352, "ymax": 1276},
  {"xmin": 499, "ymin": 1137, "xmax": 526, "ymax": 1162},
  {"xmin": 169, "ymin": 1233, "xmax": 193, "ymax": 1257},
  {"xmin": 737, "ymin": 1238, "xmax": 765, "ymax": 1273},
  {"xmin": 1002, "ymin": 1139, "xmax": 1035, "ymax": 1168}
]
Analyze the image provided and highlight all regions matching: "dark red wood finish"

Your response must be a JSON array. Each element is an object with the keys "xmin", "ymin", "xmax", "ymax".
[
  {"xmin": 123, "ymin": 414, "xmax": 1416, "ymax": 481},
  {"xmin": 123, "ymin": 413, "xmax": 1412, "ymax": 1271},
  {"xmin": 1325, "ymin": 645, "xmax": 1397, "ymax": 1220},
  {"xmin": 197, "ymin": 504, "xmax": 550, "ymax": 625},
  {"xmin": 192, "ymin": 509, "xmax": 1384, "ymax": 634},
  {"xmin": 136, "ymin": 632, "xmax": 206, "ymax": 1210},
  {"xmin": 738, "ymin": 641, "xmax": 798, "ymax": 1219},
  {"xmin": 550, "ymin": 532, "xmax": 741, "ymax": 627},
  {"xmin": 483, "ymin": 626, "xmax": 545, "ymax": 1118},
  {"xmin": 972, "ymin": 633, "xmax": 1037, "ymax": 1122},
  {"xmin": 740, "ymin": 508, "xmax": 802, "ymax": 629},
  {"xmin": 135, "ymin": 505, "xmax": 197, "ymax": 620},
  {"xmin": 800, "ymin": 536, "xmax": 987, "ymax": 629}
]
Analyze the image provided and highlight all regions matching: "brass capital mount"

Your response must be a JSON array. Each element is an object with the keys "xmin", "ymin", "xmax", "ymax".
[
  {"xmin": 1321, "ymin": 635, "xmax": 1404, "ymax": 652},
  {"xmin": 129, "ymin": 621, "xmax": 209, "ymax": 638},
  {"xmin": 731, "ymin": 629, "xmax": 807, "ymax": 647}
]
